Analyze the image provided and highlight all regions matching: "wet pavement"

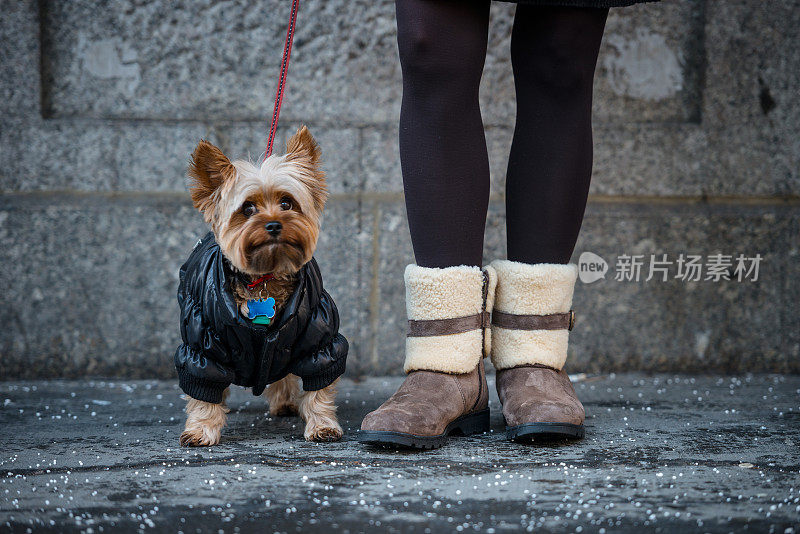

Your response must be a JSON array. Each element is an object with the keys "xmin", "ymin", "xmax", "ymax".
[{"xmin": 1, "ymin": 374, "xmax": 798, "ymax": 533}]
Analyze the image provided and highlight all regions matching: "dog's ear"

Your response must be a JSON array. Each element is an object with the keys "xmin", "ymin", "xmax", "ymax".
[
  {"xmin": 286, "ymin": 125, "xmax": 321, "ymax": 167},
  {"xmin": 188, "ymin": 140, "xmax": 235, "ymax": 215},
  {"xmin": 285, "ymin": 125, "xmax": 327, "ymax": 212}
]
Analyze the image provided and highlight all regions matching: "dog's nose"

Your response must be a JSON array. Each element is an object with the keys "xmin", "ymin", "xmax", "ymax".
[{"xmin": 265, "ymin": 221, "xmax": 282, "ymax": 236}]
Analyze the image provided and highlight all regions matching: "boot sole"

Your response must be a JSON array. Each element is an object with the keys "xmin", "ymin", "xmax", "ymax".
[
  {"xmin": 506, "ymin": 422, "xmax": 585, "ymax": 442},
  {"xmin": 358, "ymin": 409, "xmax": 490, "ymax": 450}
]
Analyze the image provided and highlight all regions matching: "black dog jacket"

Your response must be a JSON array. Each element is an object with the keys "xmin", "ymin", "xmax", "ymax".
[{"xmin": 174, "ymin": 232, "xmax": 348, "ymax": 403}]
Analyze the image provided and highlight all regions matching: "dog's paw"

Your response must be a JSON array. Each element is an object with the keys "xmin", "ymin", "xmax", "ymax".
[
  {"xmin": 180, "ymin": 427, "xmax": 221, "ymax": 447},
  {"xmin": 304, "ymin": 422, "xmax": 343, "ymax": 442},
  {"xmin": 269, "ymin": 402, "xmax": 299, "ymax": 417}
]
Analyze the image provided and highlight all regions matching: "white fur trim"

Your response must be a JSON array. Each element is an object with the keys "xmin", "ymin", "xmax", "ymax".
[
  {"xmin": 489, "ymin": 260, "xmax": 577, "ymax": 371},
  {"xmin": 404, "ymin": 332, "xmax": 482, "ymax": 374},
  {"xmin": 404, "ymin": 264, "xmax": 483, "ymax": 320},
  {"xmin": 402, "ymin": 264, "xmax": 495, "ymax": 374},
  {"xmin": 491, "ymin": 329, "xmax": 570, "ymax": 370}
]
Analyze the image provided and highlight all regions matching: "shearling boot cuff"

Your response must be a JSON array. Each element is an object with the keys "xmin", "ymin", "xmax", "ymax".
[
  {"xmin": 403, "ymin": 263, "xmax": 497, "ymax": 374},
  {"xmin": 489, "ymin": 260, "xmax": 577, "ymax": 371}
]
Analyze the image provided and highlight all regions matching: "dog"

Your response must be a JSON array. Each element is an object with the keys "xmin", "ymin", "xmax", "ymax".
[{"xmin": 178, "ymin": 125, "xmax": 343, "ymax": 446}]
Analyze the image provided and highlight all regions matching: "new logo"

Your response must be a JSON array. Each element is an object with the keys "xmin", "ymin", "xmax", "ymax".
[{"xmin": 578, "ymin": 251, "xmax": 608, "ymax": 284}]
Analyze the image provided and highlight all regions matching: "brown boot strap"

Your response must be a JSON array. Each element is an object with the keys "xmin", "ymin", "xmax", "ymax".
[
  {"xmin": 491, "ymin": 310, "xmax": 575, "ymax": 331},
  {"xmin": 407, "ymin": 311, "xmax": 491, "ymax": 337}
]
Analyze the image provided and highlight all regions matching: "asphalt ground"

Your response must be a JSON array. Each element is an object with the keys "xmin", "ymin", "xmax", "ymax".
[{"xmin": 1, "ymin": 373, "xmax": 798, "ymax": 533}]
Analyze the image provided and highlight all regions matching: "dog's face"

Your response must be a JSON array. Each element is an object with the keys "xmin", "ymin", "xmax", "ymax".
[{"xmin": 188, "ymin": 126, "xmax": 327, "ymax": 275}]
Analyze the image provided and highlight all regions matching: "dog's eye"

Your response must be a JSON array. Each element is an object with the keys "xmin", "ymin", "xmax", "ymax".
[
  {"xmin": 241, "ymin": 202, "xmax": 257, "ymax": 217},
  {"xmin": 279, "ymin": 197, "xmax": 293, "ymax": 211}
]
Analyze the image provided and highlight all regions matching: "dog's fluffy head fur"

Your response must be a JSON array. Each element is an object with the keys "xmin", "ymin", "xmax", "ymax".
[{"xmin": 188, "ymin": 126, "xmax": 327, "ymax": 275}]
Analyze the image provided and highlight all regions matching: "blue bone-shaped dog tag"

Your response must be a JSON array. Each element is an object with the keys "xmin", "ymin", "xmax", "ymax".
[{"xmin": 247, "ymin": 297, "xmax": 276, "ymax": 325}]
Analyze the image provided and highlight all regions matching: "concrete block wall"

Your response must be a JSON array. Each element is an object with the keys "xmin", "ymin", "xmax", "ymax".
[{"xmin": 1, "ymin": 0, "xmax": 797, "ymax": 379}]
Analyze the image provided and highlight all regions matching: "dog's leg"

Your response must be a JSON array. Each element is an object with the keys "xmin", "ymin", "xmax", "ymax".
[
  {"xmin": 264, "ymin": 375, "xmax": 300, "ymax": 416},
  {"xmin": 299, "ymin": 378, "xmax": 343, "ymax": 442},
  {"xmin": 180, "ymin": 388, "xmax": 230, "ymax": 447}
]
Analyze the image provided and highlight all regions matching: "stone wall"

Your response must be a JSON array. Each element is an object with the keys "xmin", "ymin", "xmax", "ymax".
[{"xmin": 1, "ymin": 0, "xmax": 798, "ymax": 379}]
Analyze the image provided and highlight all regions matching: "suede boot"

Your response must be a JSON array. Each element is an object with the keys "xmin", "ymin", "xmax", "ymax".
[
  {"xmin": 359, "ymin": 264, "xmax": 497, "ymax": 449},
  {"xmin": 489, "ymin": 260, "xmax": 585, "ymax": 441}
]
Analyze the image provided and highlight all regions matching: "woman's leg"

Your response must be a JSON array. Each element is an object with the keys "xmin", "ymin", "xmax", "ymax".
[
  {"xmin": 487, "ymin": 6, "xmax": 608, "ymax": 443},
  {"xmin": 396, "ymin": 0, "xmax": 492, "ymax": 268},
  {"xmin": 359, "ymin": 0, "xmax": 495, "ymax": 450},
  {"xmin": 505, "ymin": 5, "xmax": 608, "ymax": 264}
]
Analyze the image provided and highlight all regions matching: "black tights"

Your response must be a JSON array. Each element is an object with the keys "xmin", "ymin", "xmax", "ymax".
[{"xmin": 396, "ymin": 0, "xmax": 608, "ymax": 268}]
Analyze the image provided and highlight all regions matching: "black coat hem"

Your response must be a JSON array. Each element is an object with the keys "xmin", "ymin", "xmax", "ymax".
[
  {"xmin": 178, "ymin": 371, "xmax": 228, "ymax": 404},
  {"xmin": 299, "ymin": 351, "xmax": 347, "ymax": 391}
]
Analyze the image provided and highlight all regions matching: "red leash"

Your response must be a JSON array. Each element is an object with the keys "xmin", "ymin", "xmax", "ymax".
[
  {"xmin": 250, "ymin": 4, "xmax": 300, "ymax": 291},
  {"xmin": 265, "ymin": 0, "xmax": 301, "ymax": 159},
  {"xmin": 247, "ymin": 273, "xmax": 275, "ymax": 290}
]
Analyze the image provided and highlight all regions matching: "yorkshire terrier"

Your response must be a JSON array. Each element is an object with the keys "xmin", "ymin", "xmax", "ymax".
[{"xmin": 179, "ymin": 126, "xmax": 342, "ymax": 446}]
